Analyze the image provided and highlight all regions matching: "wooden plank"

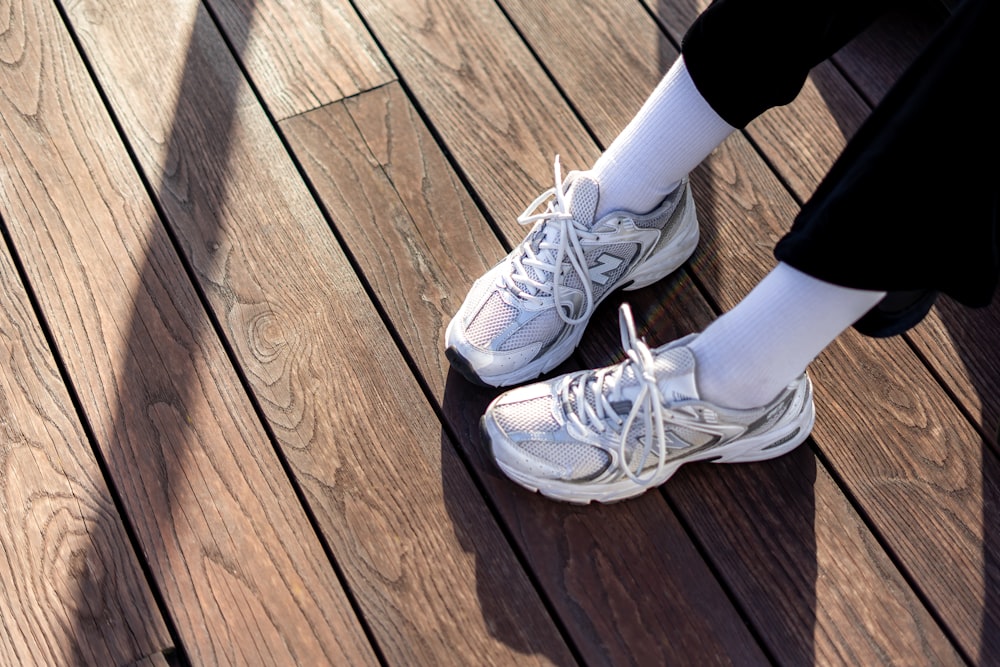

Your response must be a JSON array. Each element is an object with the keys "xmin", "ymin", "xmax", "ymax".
[
  {"xmin": 264, "ymin": 99, "xmax": 574, "ymax": 667},
  {"xmin": 0, "ymin": 242, "xmax": 171, "ymax": 663},
  {"xmin": 206, "ymin": 0, "xmax": 396, "ymax": 120},
  {"xmin": 832, "ymin": 1, "xmax": 949, "ymax": 105},
  {"xmin": 912, "ymin": 301, "xmax": 1000, "ymax": 447},
  {"xmin": 61, "ymin": 0, "xmax": 579, "ymax": 663},
  {"xmin": 284, "ymin": 82, "xmax": 770, "ymax": 665},
  {"xmin": 352, "ymin": 0, "xmax": 601, "ymax": 231},
  {"xmin": 2, "ymin": 0, "xmax": 377, "ymax": 663}
]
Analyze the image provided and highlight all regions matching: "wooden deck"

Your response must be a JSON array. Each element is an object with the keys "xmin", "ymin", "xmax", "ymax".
[{"xmin": 1, "ymin": 0, "xmax": 996, "ymax": 664}]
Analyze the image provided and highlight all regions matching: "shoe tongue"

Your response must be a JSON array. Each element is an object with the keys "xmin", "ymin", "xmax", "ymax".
[
  {"xmin": 606, "ymin": 346, "xmax": 699, "ymax": 415},
  {"xmin": 653, "ymin": 346, "xmax": 699, "ymax": 401},
  {"xmin": 565, "ymin": 172, "xmax": 600, "ymax": 228},
  {"xmin": 521, "ymin": 173, "xmax": 601, "ymax": 289}
]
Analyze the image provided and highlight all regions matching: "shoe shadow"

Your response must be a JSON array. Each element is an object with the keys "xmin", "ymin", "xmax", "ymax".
[
  {"xmin": 437, "ymin": 371, "xmax": 578, "ymax": 662},
  {"xmin": 440, "ymin": 358, "xmax": 779, "ymax": 664},
  {"xmin": 644, "ymin": 1, "xmax": 823, "ymax": 659}
]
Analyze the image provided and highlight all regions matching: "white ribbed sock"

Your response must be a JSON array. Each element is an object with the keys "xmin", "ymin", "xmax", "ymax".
[
  {"xmin": 591, "ymin": 55, "xmax": 735, "ymax": 219},
  {"xmin": 686, "ymin": 263, "xmax": 887, "ymax": 409}
]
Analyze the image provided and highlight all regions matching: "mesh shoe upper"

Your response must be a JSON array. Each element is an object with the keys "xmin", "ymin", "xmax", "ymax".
[
  {"xmin": 483, "ymin": 303, "xmax": 815, "ymax": 504},
  {"xmin": 445, "ymin": 156, "xmax": 697, "ymax": 387}
]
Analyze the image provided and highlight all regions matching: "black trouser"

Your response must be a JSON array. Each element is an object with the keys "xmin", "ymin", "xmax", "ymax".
[{"xmin": 681, "ymin": 0, "xmax": 998, "ymax": 336}]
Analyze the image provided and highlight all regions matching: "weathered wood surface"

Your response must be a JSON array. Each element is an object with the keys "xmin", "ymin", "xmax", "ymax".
[
  {"xmin": 3, "ymin": 0, "xmax": 376, "ymax": 663},
  {"xmin": 0, "ymin": 0, "xmax": 993, "ymax": 664}
]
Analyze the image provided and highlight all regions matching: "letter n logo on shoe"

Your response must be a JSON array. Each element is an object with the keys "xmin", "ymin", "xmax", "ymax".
[{"xmin": 589, "ymin": 253, "xmax": 624, "ymax": 285}]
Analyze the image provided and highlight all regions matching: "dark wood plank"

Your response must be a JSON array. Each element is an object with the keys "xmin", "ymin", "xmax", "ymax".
[
  {"xmin": 62, "ymin": 0, "xmax": 580, "ymax": 663},
  {"xmin": 4, "ymin": 1, "xmax": 377, "ymax": 663},
  {"xmin": 132, "ymin": 652, "xmax": 172, "ymax": 667},
  {"xmin": 284, "ymin": 82, "xmax": 770, "ymax": 665},
  {"xmin": 207, "ymin": 0, "xmax": 396, "ymax": 120},
  {"xmin": 832, "ymin": 2, "xmax": 949, "ymax": 105},
  {"xmin": 0, "ymin": 242, "xmax": 171, "ymax": 663}
]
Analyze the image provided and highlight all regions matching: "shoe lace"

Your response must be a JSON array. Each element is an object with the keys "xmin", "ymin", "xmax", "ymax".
[
  {"xmin": 504, "ymin": 155, "xmax": 597, "ymax": 326},
  {"xmin": 561, "ymin": 303, "xmax": 667, "ymax": 485}
]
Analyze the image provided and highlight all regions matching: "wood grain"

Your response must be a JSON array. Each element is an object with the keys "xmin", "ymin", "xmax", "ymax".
[
  {"xmin": 4, "ymin": 0, "xmax": 376, "ymax": 663},
  {"xmin": 912, "ymin": 301, "xmax": 1000, "ymax": 446},
  {"xmin": 206, "ymin": 0, "xmax": 395, "ymax": 120},
  {"xmin": 0, "ymin": 238, "xmax": 171, "ymax": 664},
  {"xmin": 351, "ymin": 0, "xmax": 599, "ymax": 233},
  {"xmin": 280, "ymin": 96, "xmax": 576, "ymax": 667},
  {"xmin": 62, "ymin": 0, "xmax": 580, "ymax": 663}
]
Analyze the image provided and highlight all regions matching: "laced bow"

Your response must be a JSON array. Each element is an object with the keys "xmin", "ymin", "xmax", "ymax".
[
  {"xmin": 505, "ymin": 155, "xmax": 597, "ymax": 325},
  {"xmin": 562, "ymin": 303, "xmax": 667, "ymax": 485}
]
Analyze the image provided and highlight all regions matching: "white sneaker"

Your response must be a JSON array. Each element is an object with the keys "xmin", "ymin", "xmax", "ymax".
[
  {"xmin": 483, "ymin": 303, "xmax": 815, "ymax": 504},
  {"xmin": 445, "ymin": 156, "xmax": 699, "ymax": 387}
]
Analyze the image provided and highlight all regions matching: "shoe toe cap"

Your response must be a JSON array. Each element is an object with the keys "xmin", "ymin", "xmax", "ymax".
[{"xmin": 444, "ymin": 334, "xmax": 543, "ymax": 385}]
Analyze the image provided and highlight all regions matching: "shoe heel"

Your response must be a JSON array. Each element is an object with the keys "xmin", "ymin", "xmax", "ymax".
[
  {"xmin": 714, "ymin": 399, "xmax": 816, "ymax": 464},
  {"xmin": 623, "ymin": 189, "xmax": 699, "ymax": 291}
]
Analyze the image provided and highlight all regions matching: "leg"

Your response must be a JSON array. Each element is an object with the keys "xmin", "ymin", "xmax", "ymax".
[{"xmin": 775, "ymin": 0, "xmax": 999, "ymax": 330}]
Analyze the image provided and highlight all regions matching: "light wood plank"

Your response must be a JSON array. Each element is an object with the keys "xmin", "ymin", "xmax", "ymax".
[
  {"xmin": 206, "ymin": 0, "xmax": 395, "ymax": 120},
  {"xmin": 352, "ymin": 0, "xmax": 600, "ymax": 230},
  {"xmin": 63, "ymin": 0, "xmax": 578, "ymax": 663},
  {"xmin": 0, "ymin": 241, "xmax": 171, "ymax": 664},
  {"xmin": 3, "ymin": 0, "xmax": 377, "ymax": 663}
]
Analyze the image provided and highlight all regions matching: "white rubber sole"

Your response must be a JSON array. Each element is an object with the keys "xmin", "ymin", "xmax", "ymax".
[{"xmin": 488, "ymin": 388, "xmax": 815, "ymax": 505}]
